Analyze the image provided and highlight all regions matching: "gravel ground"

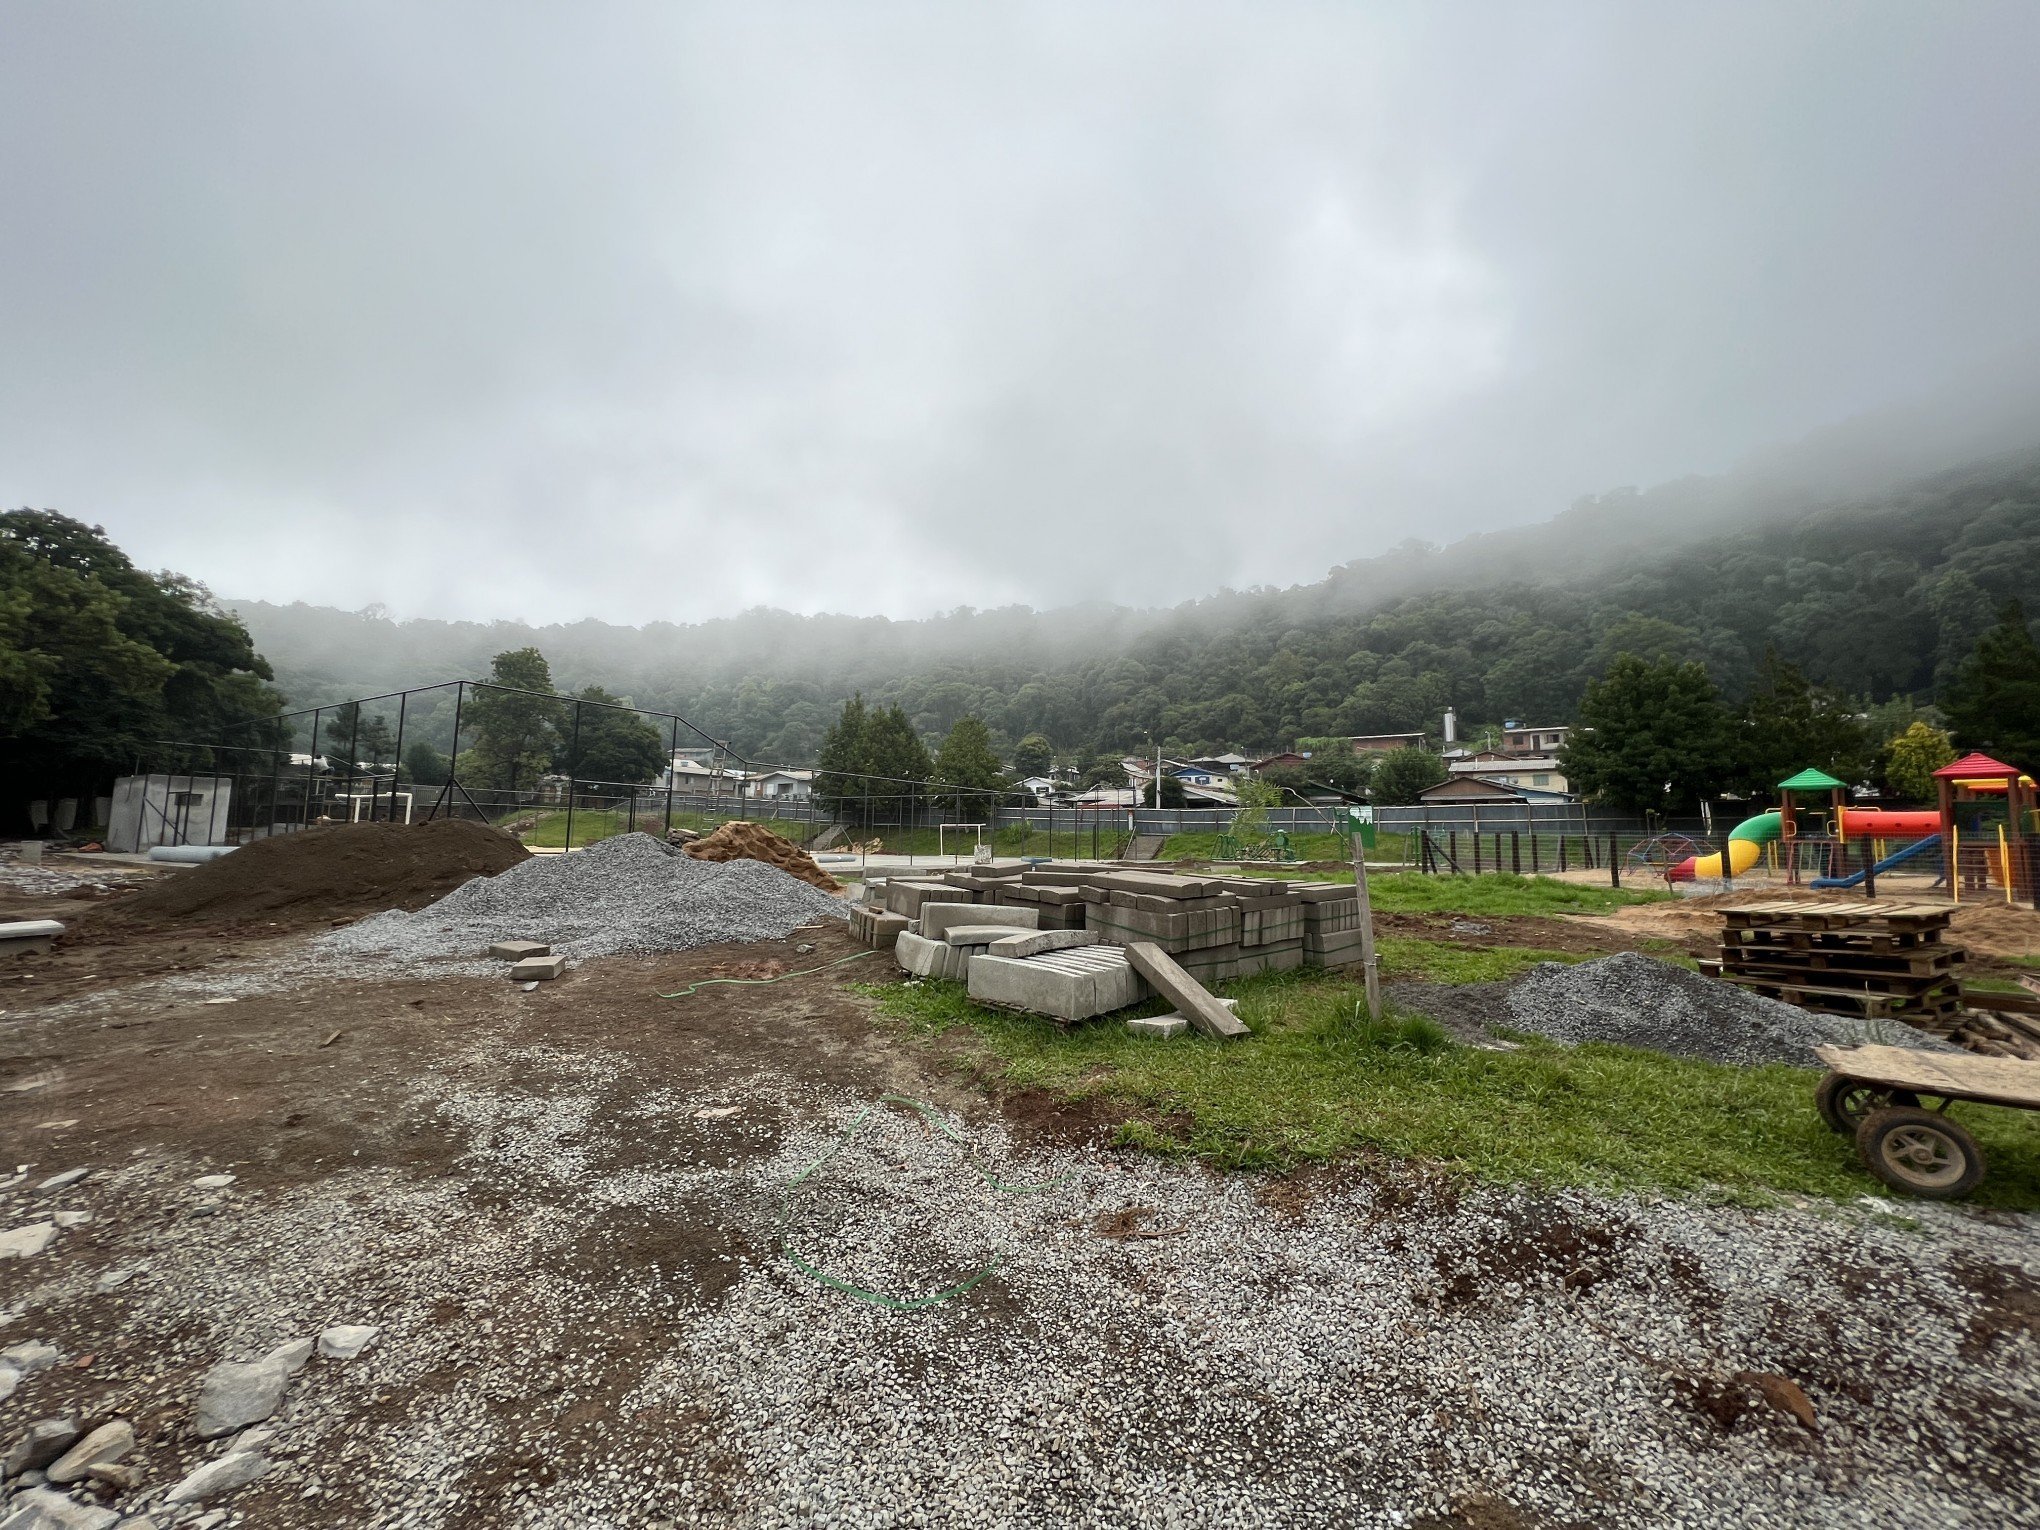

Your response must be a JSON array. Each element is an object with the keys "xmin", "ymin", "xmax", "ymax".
[
  {"xmin": 320, "ymin": 832, "xmax": 848, "ymax": 968},
  {"xmin": 1, "ymin": 1029, "xmax": 2033, "ymax": 1529},
  {"xmin": 1414, "ymin": 952, "xmax": 1959, "ymax": 1066}
]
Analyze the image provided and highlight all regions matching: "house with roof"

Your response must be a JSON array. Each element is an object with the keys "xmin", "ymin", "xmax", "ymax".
[
  {"xmin": 1416, "ymin": 775, "xmax": 1575, "ymax": 806},
  {"xmin": 1447, "ymin": 749, "xmax": 1569, "ymax": 796}
]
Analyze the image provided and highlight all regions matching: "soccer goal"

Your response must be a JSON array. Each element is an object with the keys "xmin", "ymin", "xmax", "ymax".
[{"xmin": 938, "ymin": 822, "xmax": 989, "ymax": 860}]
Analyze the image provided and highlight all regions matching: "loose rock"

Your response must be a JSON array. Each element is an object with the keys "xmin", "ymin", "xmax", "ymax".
[
  {"xmin": 164, "ymin": 1451, "xmax": 269, "ymax": 1505},
  {"xmin": 316, "ymin": 1324, "xmax": 379, "ymax": 1361},
  {"xmin": 3, "ymin": 1419, "xmax": 80, "ymax": 1477},
  {"xmin": 47, "ymin": 1420, "xmax": 135, "ymax": 1485},
  {"xmin": 0, "ymin": 1488, "xmax": 119, "ymax": 1530},
  {"xmin": 34, "ymin": 1169, "xmax": 89, "ymax": 1193},
  {"xmin": 0, "ymin": 1224, "xmax": 57, "ymax": 1260},
  {"xmin": 189, "ymin": 1175, "xmax": 235, "ymax": 1192},
  {"xmin": 1, "ymin": 1343, "xmax": 61, "ymax": 1375},
  {"xmin": 191, "ymin": 1338, "xmax": 312, "ymax": 1439}
]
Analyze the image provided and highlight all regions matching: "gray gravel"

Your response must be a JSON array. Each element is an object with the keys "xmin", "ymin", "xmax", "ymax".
[
  {"xmin": 1500, "ymin": 951, "xmax": 1958, "ymax": 1066},
  {"xmin": 318, "ymin": 831, "xmax": 847, "ymax": 968},
  {"xmin": 1, "ymin": 1038, "xmax": 2032, "ymax": 1528}
]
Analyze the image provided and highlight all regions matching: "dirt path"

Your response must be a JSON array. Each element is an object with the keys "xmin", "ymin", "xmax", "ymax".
[{"xmin": 1, "ymin": 918, "xmax": 2036, "ymax": 1527}]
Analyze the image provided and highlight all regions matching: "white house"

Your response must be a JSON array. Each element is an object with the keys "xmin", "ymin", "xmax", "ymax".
[
  {"xmin": 1447, "ymin": 750, "xmax": 1570, "ymax": 795},
  {"xmin": 749, "ymin": 768, "xmax": 813, "ymax": 801},
  {"xmin": 1017, "ymin": 775, "xmax": 1060, "ymax": 804},
  {"xmin": 665, "ymin": 757, "xmax": 746, "ymax": 796}
]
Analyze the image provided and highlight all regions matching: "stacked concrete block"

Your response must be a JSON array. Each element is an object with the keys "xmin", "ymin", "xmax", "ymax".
[
  {"xmin": 992, "ymin": 879, "xmax": 1089, "ymax": 932},
  {"xmin": 1295, "ymin": 884, "xmax": 1366, "ymax": 968},
  {"xmin": 883, "ymin": 880, "xmax": 975, "ymax": 921},
  {"xmin": 967, "ymin": 943, "xmax": 1148, "ymax": 1023},
  {"xmin": 895, "ymin": 931, "xmax": 969, "ymax": 981},
  {"xmin": 848, "ymin": 902, "xmax": 910, "ymax": 952}
]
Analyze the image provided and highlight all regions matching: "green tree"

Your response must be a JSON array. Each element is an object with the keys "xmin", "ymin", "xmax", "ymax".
[
  {"xmin": 461, "ymin": 648, "xmax": 565, "ymax": 796},
  {"xmin": 0, "ymin": 511, "xmax": 281, "ymax": 819},
  {"xmin": 1010, "ymin": 733, "xmax": 1054, "ymax": 779},
  {"xmin": 557, "ymin": 686, "xmax": 667, "ymax": 785},
  {"xmin": 932, "ymin": 715, "xmax": 1007, "ymax": 820},
  {"xmin": 1562, "ymin": 655, "xmax": 1732, "ymax": 813},
  {"xmin": 1142, "ymin": 772, "xmax": 1188, "ymax": 808},
  {"xmin": 1732, "ymin": 654, "xmax": 1872, "ymax": 792},
  {"xmin": 1883, "ymin": 722, "xmax": 1956, "ymax": 802},
  {"xmin": 865, "ymin": 703, "xmax": 934, "ymax": 822},
  {"xmin": 403, "ymin": 741, "xmax": 449, "ymax": 786},
  {"xmin": 814, "ymin": 694, "xmax": 873, "ymax": 821},
  {"xmin": 1368, "ymin": 747, "xmax": 1447, "ymax": 805},
  {"xmin": 1941, "ymin": 601, "xmax": 2040, "ymax": 772},
  {"xmin": 1231, "ymin": 775, "xmax": 1282, "ymax": 838},
  {"xmin": 319, "ymin": 701, "xmax": 395, "ymax": 770}
]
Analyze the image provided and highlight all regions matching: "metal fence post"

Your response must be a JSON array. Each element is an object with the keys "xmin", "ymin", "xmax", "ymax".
[
  {"xmin": 563, "ymin": 699, "xmax": 583, "ymax": 851},
  {"xmin": 1609, "ymin": 834, "xmax": 1621, "ymax": 888},
  {"xmin": 306, "ymin": 709, "xmax": 322, "ymax": 829},
  {"xmin": 387, "ymin": 692, "xmax": 408, "ymax": 823},
  {"xmin": 1861, "ymin": 837, "xmax": 1877, "ymax": 899},
  {"xmin": 665, "ymin": 717, "xmax": 678, "ymax": 837}
]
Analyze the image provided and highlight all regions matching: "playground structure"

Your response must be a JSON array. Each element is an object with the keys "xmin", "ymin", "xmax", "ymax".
[{"xmin": 1667, "ymin": 753, "xmax": 2037, "ymax": 904}]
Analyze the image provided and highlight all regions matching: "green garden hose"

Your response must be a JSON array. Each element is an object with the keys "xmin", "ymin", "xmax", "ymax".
[
  {"xmin": 776, "ymin": 1094, "xmax": 1074, "ymax": 1311},
  {"xmin": 654, "ymin": 947, "xmax": 876, "ymax": 1000}
]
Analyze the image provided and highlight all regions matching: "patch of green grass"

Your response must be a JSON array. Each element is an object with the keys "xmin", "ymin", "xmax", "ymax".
[
  {"xmin": 1963, "ymin": 975, "xmax": 2036, "ymax": 996},
  {"xmin": 865, "ymin": 967, "xmax": 2040, "ymax": 1207},
  {"xmin": 1377, "ymin": 937, "xmax": 1587, "ymax": 984},
  {"xmin": 1158, "ymin": 829, "xmax": 1397, "ymax": 864}
]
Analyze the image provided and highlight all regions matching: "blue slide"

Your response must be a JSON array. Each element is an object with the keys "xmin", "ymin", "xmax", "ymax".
[{"xmin": 1809, "ymin": 833, "xmax": 1942, "ymax": 889}]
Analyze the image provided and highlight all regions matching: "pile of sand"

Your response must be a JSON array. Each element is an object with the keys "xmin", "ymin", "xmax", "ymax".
[
  {"xmin": 101, "ymin": 819, "xmax": 530, "ymax": 930},
  {"xmin": 682, "ymin": 820, "xmax": 841, "ymax": 892}
]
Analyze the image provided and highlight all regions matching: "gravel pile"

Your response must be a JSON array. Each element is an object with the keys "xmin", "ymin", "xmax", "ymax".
[
  {"xmin": 320, "ymin": 831, "xmax": 847, "ymax": 966},
  {"xmin": 1502, "ymin": 951, "xmax": 1958, "ymax": 1066}
]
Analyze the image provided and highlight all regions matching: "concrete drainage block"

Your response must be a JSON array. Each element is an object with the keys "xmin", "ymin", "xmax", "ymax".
[
  {"xmin": 509, "ymin": 954, "xmax": 567, "ymax": 981},
  {"xmin": 489, "ymin": 940, "xmax": 550, "ymax": 960},
  {"xmin": 1127, "ymin": 998, "xmax": 1238, "ymax": 1039}
]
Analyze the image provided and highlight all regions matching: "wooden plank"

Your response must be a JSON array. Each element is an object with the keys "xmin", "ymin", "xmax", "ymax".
[
  {"xmin": 1813, "ymin": 1044, "xmax": 2040, "ymax": 1109},
  {"xmin": 1123, "ymin": 942, "xmax": 1251, "ymax": 1040}
]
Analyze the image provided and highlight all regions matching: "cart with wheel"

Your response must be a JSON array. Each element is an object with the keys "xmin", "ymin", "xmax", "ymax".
[{"xmin": 1813, "ymin": 1044, "xmax": 2040, "ymax": 1200}]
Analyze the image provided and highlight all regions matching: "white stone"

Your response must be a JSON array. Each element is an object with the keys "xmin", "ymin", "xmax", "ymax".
[
  {"xmin": 190, "ymin": 1174, "xmax": 235, "ymax": 1192},
  {"xmin": 316, "ymin": 1324, "xmax": 380, "ymax": 1361},
  {"xmin": 0, "ymin": 1488, "xmax": 119, "ymax": 1530},
  {"xmin": 165, "ymin": 1452, "xmax": 269, "ymax": 1505},
  {"xmin": 50, "ymin": 1211, "xmax": 90, "ymax": 1230},
  {"xmin": 34, "ymin": 1168, "xmax": 89, "ymax": 1192},
  {"xmin": 0, "ymin": 1224, "xmax": 57, "ymax": 1260},
  {"xmin": 94, "ymin": 1268, "xmax": 138, "ymax": 1291},
  {"xmin": 46, "ymin": 1419, "xmax": 134, "ymax": 1485},
  {"xmin": 1125, "ymin": 1014, "xmax": 1189, "ymax": 1039},
  {"xmin": 1, "ymin": 1341, "xmax": 61, "ymax": 1374},
  {"xmin": 191, "ymin": 1338, "xmax": 313, "ymax": 1439}
]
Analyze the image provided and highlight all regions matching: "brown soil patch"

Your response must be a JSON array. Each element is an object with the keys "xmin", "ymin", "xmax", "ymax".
[
  {"xmin": 1375, "ymin": 910, "xmax": 1647, "ymax": 955},
  {"xmin": 683, "ymin": 820, "xmax": 841, "ymax": 892},
  {"xmin": 91, "ymin": 819, "xmax": 529, "ymax": 933}
]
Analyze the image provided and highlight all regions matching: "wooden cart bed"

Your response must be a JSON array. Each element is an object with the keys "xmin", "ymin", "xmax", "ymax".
[{"xmin": 1814, "ymin": 1044, "xmax": 2040, "ymax": 1111}]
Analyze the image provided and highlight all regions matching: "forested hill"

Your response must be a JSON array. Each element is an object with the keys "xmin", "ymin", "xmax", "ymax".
[{"xmin": 233, "ymin": 447, "xmax": 2040, "ymax": 763}]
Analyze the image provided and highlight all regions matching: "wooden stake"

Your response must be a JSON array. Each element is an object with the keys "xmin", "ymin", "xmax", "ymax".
[{"xmin": 1351, "ymin": 823, "xmax": 1382, "ymax": 1021}]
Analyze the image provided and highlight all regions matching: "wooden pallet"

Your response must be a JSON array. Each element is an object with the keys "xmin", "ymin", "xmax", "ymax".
[
  {"xmin": 1720, "ymin": 972, "xmax": 1963, "ymax": 1021},
  {"xmin": 1718, "ymin": 900, "xmax": 1953, "ymax": 932},
  {"xmin": 1722, "ymin": 926, "xmax": 1950, "ymax": 954},
  {"xmin": 1719, "ymin": 945, "xmax": 1965, "ymax": 980}
]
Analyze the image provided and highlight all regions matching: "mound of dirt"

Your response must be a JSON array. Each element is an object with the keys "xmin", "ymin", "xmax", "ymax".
[
  {"xmin": 681, "ymin": 820, "xmax": 841, "ymax": 892},
  {"xmin": 100, "ymin": 819, "xmax": 530, "ymax": 931}
]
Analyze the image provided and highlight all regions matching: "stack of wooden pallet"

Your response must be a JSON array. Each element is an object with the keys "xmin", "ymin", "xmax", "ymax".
[{"xmin": 1712, "ymin": 901, "xmax": 1964, "ymax": 1029}]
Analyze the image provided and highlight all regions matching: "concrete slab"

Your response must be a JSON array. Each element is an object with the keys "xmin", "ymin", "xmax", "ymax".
[
  {"xmin": 0, "ymin": 919, "xmax": 65, "ymax": 958},
  {"xmin": 967, "ymin": 944, "xmax": 1145, "ymax": 1022},
  {"xmin": 487, "ymin": 940, "xmax": 550, "ymax": 960},
  {"xmin": 921, "ymin": 902, "xmax": 1038, "ymax": 940},
  {"xmin": 987, "ymin": 929, "xmax": 1102, "ymax": 959},
  {"xmin": 509, "ymin": 954, "xmax": 568, "ymax": 981},
  {"xmin": 942, "ymin": 924, "xmax": 1039, "ymax": 947},
  {"xmin": 1125, "ymin": 1014, "xmax": 1188, "ymax": 1039},
  {"xmin": 1124, "ymin": 943, "xmax": 1250, "ymax": 1040}
]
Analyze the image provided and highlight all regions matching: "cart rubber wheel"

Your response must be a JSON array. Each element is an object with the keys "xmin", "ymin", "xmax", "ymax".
[
  {"xmin": 1854, "ymin": 1107, "xmax": 1986, "ymax": 1200},
  {"xmin": 1814, "ymin": 1075, "xmax": 1919, "ymax": 1134}
]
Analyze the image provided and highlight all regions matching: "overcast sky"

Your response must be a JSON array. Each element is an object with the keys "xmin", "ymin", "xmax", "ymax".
[{"xmin": 5, "ymin": 2, "xmax": 2039, "ymax": 625}]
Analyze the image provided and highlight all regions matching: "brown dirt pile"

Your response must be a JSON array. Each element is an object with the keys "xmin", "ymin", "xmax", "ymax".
[
  {"xmin": 100, "ymin": 819, "xmax": 530, "ymax": 931},
  {"xmin": 682, "ymin": 821, "xmax": 841, "ymax": 892}
]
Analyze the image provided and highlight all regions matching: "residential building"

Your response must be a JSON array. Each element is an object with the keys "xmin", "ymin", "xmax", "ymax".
[
  {"xmin": 1416, "ymin": 775, "xmax": 1575, "ymax": 806},
  {"xmin": 1447, "ymin": 750, "xmax": 1569, "ymax": 795},
  {"xmin": 1501, "ymin": 722, "xmax": 1571, "ymax": 756},
  {"xmin": 1346, "ymin": 732, "xmax": 1429, "ymax": 754},
  {"xmin": 1251, "ymin": 752, "xmax": 1311, "ymax": 773},
  {"xmin": 748, "ymin": 768, "xmax": 812, "ymax": 801}
]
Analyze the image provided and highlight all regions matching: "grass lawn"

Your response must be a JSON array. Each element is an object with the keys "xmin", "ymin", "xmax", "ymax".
[
  {"xmin": 1195, "ymin": 870, "xmax": 1666, "ymax": 917},
  {"xmin": 868, "ymin": 965, "xmax": 2040, "ymax": 1208}
]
